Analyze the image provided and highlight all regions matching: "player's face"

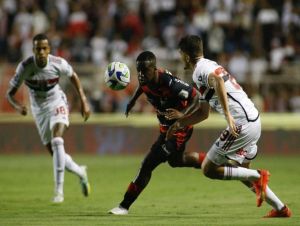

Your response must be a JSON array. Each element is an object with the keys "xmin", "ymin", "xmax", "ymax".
[
  {"xmin": 137, "ymin": 66, "xmax": 156, "ymax": 85},
  {"xmin": 179, "ymin": 50, "xmax": 192, "ymax": 70},
  {"xmin": 33, "ymin": 39, "xmax": 50, "ymax": 68}
]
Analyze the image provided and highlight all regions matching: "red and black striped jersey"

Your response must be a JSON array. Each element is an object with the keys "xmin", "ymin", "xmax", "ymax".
[{"xmin": 141, "ymin": 68, "xmax": 197, "ymax": 126}]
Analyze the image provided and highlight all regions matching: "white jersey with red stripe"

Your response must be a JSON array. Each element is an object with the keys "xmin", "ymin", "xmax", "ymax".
[
  {"xmin": 9, "ymin": 54, "xmax": 73, "ymax": 111},
  {"xmin": 193, "ymin": 58, "xmax": 259, "ymax": 124}
]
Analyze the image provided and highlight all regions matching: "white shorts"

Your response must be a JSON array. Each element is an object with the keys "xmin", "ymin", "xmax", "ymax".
[
  {"xmin": 206, "ymin": 117, "xmax": 261, "ymax": 165},
  {"xmin": 32, "ymin": 96, "xmax": 69, "ymax": 145}
]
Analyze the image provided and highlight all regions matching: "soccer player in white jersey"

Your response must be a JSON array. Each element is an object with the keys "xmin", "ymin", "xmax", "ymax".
[
  {"xmin": 6, "ymin": 33, "xmax": 91, "ymax": 203},
  {"xmin": 166, "ymin": 35, "xmax": 291, "ymax": 218}
]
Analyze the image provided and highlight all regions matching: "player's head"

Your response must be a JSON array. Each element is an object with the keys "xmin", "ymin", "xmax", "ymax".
[
  {"xmin": 178, "ymin": 35, "xmax": 203, "ymax": 69},
  {"xmin": 32, "ymin": 33, "xmax": 50, "ymax": 68},
  {"xmin": 136, "ymin": 51, "xmax": 157, "ymax": 85}
]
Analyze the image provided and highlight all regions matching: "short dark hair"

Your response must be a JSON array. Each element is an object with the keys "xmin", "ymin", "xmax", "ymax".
[
  {"xmin": 136, "ymin": 51, "xmax": 156, "ymax": 72},
  {"xmin": 178, "ymin": 35, "xmax": 203, "ymax": 60},
  {"xmin": 33, "ymin": 33, "xmax": 49, "ymax": 44}
]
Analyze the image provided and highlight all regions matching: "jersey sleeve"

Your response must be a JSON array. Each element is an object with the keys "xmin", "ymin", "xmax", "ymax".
[
  {"xmin": 193, "ymin": 60, "xmax": 220, "ymax": 89},
  {"xmin": 59, "ymin": 58, "xmax": 74, "ymax": 77},
  {"xmin": 165, "ymin": 74, "xmax": 195, "ymax": 100},
  {"xmin": 9, "ymin": 62, "xmax": 25, "ymax": 89}
]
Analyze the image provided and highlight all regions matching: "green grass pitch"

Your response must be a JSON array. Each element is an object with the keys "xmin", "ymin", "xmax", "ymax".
[{"xmin": 0, "ymin": 154, "xmax": 299, "ymax": 226}]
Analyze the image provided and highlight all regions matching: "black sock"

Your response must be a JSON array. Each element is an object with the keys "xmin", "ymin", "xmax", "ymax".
[{"xmin": 120, "ymin": 182, "xmax": 143, "ymax": 209}]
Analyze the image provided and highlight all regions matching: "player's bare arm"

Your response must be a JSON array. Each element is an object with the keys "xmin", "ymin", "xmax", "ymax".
[
  {"xmin": 6, "ymin": 86, "xmax": 27, "ymax": 116},
  {"xmin": 70, "ymin": 72, "xmax": 90, "ymax": 121},
  {"xmin": 125, "ymin": 86, "xmax": 143, "ymax": 117},
  {"xmin": 166, "ymin": 102, "xmax": 210, "ymax": 140},
  {"xmin": 165, "ymin": 90, "xmax": 201, "ymax": 120},
  {"xmin": 208, "ymin": 72, "xmax": 238, "ymax": 137}
]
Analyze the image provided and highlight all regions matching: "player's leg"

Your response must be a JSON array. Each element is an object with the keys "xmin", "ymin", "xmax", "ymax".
[
  {"xmin": 47, "ymin": 140, "xmax": 90, "ymax": 199},
  {"xmin": 32, "ymin": 109, "xmax": 65, "ymax": 202},
  {"xmin": 241, "ymin": 162, "xmax": 291, "ymax": 217},
  {"xmin": 166, "ymin": 127, "xmax": 205, "ymax": 168},
  {"xmin": 202, "ymin": 121, "xmax": 271, "ymax": 206},
  {"xmin": 109, "ymin": 135, "xmax": 168, "ymax": 215},
  {"xmin": 202, "ymin": 157, "xmax": 262, "ymax": 180},
  {"xmin": 51, "ymin": 122, "xmax": 67, "ymax": 203},
  {"xmin": 182, "ymin": 151, "xmax": 206, "ymax": 168},
  {"xmin": 50, "ymin": 102, "xmax": 90, "ymax": 198},
  {"xmin": 46, "ymin": 143, "xmax": 87, "ymax": 183}
]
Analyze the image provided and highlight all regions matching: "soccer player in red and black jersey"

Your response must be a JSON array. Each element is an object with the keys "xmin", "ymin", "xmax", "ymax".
[{"xmin": 108, "ymin": 51, "xmax": 207, "ymax": 215}]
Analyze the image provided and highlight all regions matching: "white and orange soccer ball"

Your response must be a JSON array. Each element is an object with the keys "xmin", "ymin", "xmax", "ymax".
[{"xmin": 104, "ymin": 62, "xmax": 130, "ymax": 90}]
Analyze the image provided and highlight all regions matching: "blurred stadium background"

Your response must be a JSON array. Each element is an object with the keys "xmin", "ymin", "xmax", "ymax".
[{"xmin": 0, "ymin": 0, "xmax": 300, "ymax": 154}]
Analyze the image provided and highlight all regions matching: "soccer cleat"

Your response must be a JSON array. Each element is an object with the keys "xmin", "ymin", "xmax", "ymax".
[
  {"xmin": 264, "ymin": 205, "xmax": 292, "ymax": 218},
  {"xmin": 52, "ymin": 193, "xmax": 64, "ymax": 203},
  {"xmin": 80, "ymin": 166, "xmax": 91, "ymax": 197},
  {"xmin": 253, "ymin": 169, "xmax": 270, "ymax": 207},
  {"xmin": 108, "ymin": 206, "xmax": 129, "ymax": 215}
]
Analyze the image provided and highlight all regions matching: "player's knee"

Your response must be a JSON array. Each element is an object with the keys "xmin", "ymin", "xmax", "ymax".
[
  {"xmin": 167, "ymin": 159, "xmax": 180, "ymax": 168},
  {"xmin": 202, "ymin": 165, "xmax": 219, "ymax": 179},
  {"xmin": 51, "ymin": 137, "xmax": 64, "ymax": 146}
]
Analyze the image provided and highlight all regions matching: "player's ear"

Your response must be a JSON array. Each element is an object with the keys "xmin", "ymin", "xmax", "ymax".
[{"xmin": 185, "ymin": 54, "xmax": 190, "ymax": 63}]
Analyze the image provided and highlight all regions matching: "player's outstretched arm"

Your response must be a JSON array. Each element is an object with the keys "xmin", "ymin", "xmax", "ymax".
[
  {"xmin": 165, "ymin": 88, "xmax": 201, "ymax": 120},
  {"xmin": 125, "ymin": 86, "xmax": 143, "ymax": 117},
  {"xmin": 70, "ymin": 72, "xmax": 91, "ymax": 121},
  {"xmin": 166, "ymin": 102, "xmax": 210, "ymax": 140},
  {"xmin": 6, "ymin": 86, "xmax": 27, "ymax": 115}
]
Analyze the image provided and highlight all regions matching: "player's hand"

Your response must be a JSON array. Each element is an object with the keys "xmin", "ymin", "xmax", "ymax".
[
  {"xmin": 166, "ymin": 121, "xmax": 182, "ymax": 140},
  {"xmin": 125, "ymin": 101, "xmax": 135, "ymax": 117},
  {"xmin": 81, "ymin": 102, "xmax": 90, "ymax": 121},
  {"xmin": 165, "ymin": 108, "xmax": 184, "ymax": 120},
  {"xmin": 17, "ymin": 105, "xmax": 27, "ymax": 116},
  {"xmin": 226, "ymin": 114, "xmax": 239, "ymax": 137}
]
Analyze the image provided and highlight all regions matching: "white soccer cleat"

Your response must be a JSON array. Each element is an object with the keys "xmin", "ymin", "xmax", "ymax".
[
  {"xmin": 52, "ymin": 193, "xmax": 64, "ymax": 203},
  {"xmin": 108, "ymin": 206, "xmax": 129, "ymax": 215},
  {"xmin": 80, "ymin": 166, "xmax": 91, "ymax": 197}
]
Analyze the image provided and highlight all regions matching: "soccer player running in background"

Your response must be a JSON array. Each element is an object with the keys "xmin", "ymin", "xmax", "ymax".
[
  {"xmin": 6, "ymin": 34, "xmax": 91, "ymax": 203},
  {"xmin": 166, "ymin": 35, "xmax": 291, "ymax": 218},
  {"xmin": 109, "ymin": 51, "xmax": 206, "ymax": 215}
]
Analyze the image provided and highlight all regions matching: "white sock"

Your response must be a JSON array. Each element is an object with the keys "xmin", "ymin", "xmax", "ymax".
[
  {"xmin": 264, "ymin": 186, "xmax": 285, "ymax": 210},
  {"xmin": 248, "ymin": 184, "xmax": 285, "ymax": 211},
  {"xmin": 224, "ymin": 166, "xmax": 260, "ymax": 181},
  {"xmin": 65, "ymin": 153, "xmax": 85, "ymax": 179},
  {"xmin": 52, "ymin": 137, "xmax": 65, "ymax": 195}
]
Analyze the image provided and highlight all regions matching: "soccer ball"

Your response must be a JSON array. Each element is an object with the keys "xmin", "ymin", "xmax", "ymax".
[{"xmin": 104, "ymin": 62, "xmax": 130, "ymax": 90}]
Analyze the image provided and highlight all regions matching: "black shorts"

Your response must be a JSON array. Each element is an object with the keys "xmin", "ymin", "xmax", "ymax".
[{"xmin": 150, "ymin": 126, "xmax": 193, "ymax": 163}]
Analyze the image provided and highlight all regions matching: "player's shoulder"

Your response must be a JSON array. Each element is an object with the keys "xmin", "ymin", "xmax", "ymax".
[
  {"xmin": 21, "ymin": 56, "xmax": 34, "ymax": 68},
  {"xmin": 158, "ymin": 68, "xmax": 175, "ymax": 83},
  {"xmin": 48, "ymin": 54, "xmax": 67, "ymax": 65},
  {"xmin": 195, "ymin": 58, "xmax": 220, "ymax": 75},
  {"xmin": 197, "ymin": 57, "xmax": 218, "ymax": 68}
]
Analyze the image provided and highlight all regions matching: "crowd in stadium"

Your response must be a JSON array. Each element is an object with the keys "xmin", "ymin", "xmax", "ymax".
[{"xmin": 0, "ymin": 0, "xmax": 300, "ymax": 113}]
